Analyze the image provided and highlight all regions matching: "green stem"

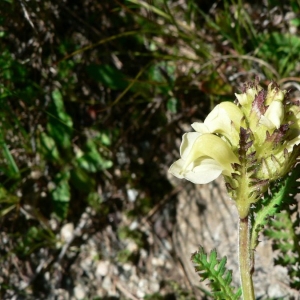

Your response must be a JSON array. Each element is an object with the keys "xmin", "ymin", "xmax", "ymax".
[{"xmin": 239, "ymin": 216, "xmax": 255, "ymax": 300}]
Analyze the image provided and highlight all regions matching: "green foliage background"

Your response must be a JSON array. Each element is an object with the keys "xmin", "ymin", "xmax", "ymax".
[{"xmin": 0, "ymin": 0, "xmax": 300, "ymax": 299}]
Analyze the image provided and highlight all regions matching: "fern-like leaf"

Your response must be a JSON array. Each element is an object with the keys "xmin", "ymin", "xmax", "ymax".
[
  {"xmin": 251, "ymin": 163, "xmax": 300, "ymax": 250},
  {"xmin": 191, "ymin": 247, "xmax": 242, "ymax": 299},
  {"xmin": 265, "ymin": 210, "xmax": 300, "ymax": 288},
  {"xmin": 251, "ymin": 164, "xmax": 300, "ymax": 288}
]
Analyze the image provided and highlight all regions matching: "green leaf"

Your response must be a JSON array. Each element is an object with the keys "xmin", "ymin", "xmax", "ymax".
[
  {"xmin": 47, "ymin": 89, "xmax": 73, "ymax": 150},
  {"xmin": 251, "ymin": 164, "xmax": 300, "ymax": 290},
  {"xmin": 76, "ymin": 139, "xmax": 113, "ymax": 172},
  {"xmin": 265, "ymin": 210, "xmax": 300, "ymax": 288},
  {"xmin": 251, "ymin": 164, "xmax": 300, "ymax": 250},
  {"xmin": 252, "ymin": 164, "xmax": 300, "ymax": 288},
  {"xmin": 17, "ymin": 226, "xmax": 56, "ymax": 256},
  {"xmin": 1, "ymin": 142, "xmax": 20, "ymax": 178},
  {"xmin": 290, "ymin": 18, "xmax": 300, "ymax": 27},
  {"xmin": 51, "ymin": 170, "xmax": 71, "ymax": 219},
  {"xmin": 39, "ymin": 132, "xmax": 60, "ymax": 162},
  {"xmin": 86, "ymin": 64, "xmax": 127, "ymax": 90},
  {"xmin": 257, "ymin": 32, "xmax": 300, "ymax": 76},
  {"xmin": 148, "ymin": 62, "xmax": 176, "ymax": 95},
  {"xmin": 87, "ymin": 192, "xmax": 103, "ymax": 210},
  {"xmin": 52, "ymin": 171, "xmax": 70, "ymax": 202},
  {"xmin": 0, "ymin": 186, "xmax": 19, "ymax": 218},
  {"xmin": 0, "ymin": 125, "xmax": 20, "ymax": 178},
  {"xmin": 100, "ymin": 132, "xmax": 111, "ymax": 146},
  {"xmin": 191, "ymin": 247, "xmax": 241, "ymax": 299}
]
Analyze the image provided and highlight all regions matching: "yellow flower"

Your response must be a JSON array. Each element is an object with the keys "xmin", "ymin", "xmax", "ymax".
[
  {"xmin": 169, "ymin": 133, "xmax": 239, "ymax": 184},
  {"xmin": 169, "ymin": 79, "xmax": 300, "ymax": 217}
]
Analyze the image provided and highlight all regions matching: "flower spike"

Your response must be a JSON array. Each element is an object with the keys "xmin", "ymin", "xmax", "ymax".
[{"xmin": 169, "ymin": 80, "xmax": 300, "ymax": 218}]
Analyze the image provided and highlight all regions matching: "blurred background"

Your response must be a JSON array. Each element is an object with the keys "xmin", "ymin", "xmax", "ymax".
[{"xmin": 1, "ymin": 0, "xmax": 300, "ymax": 299}]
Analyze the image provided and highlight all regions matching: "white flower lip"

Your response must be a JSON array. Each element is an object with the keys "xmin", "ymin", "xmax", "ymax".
[{"xmin": 169, "ymin": 133, "xmax": 239, "ymax": 184}]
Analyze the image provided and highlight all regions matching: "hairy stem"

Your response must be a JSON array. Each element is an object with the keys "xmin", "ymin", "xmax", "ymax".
[{"xmin": 239, "ymin": 216, "xmax": 255, "ymax": 300}]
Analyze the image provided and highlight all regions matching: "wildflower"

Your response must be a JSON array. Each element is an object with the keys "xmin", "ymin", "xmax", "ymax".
[
  {"xmin": 169, "ymin": 80, "xmax": 300, "ymax": 217},
  {"xmin": 169, "ymin": 133, "xmax": 239, "ymax": 184}
]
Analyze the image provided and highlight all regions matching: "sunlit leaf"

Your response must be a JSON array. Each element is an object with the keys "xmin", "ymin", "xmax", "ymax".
[
  {"xmin": 257, "ymin": 32, "xmax": 300, "ymax": 76},
  {"xmin": 76, "ymin": 139, "xmax": 113, "ymax": 172},
  {"xmin": 47, "ymin": 89, "xmax": 73, "ymax": 150}
]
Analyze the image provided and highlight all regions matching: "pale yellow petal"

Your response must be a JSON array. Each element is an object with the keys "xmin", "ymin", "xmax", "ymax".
[
  {"xmin": 259, "ymin": 115, "xmax": 274, "ymax": 129},
  {"xmin": 168, "ymin": 159, "xmax": 185, "ymax": 179},
  {"xmin": 191, "ymin": 122, "xmax": 209, "ymax": 134},
  {"xmin": 286, "ymin": 136, "xmax": 300, "ymax": 152},
  {"xmin": 183, "ymin": 133, "xmax": 239, "ymax": 175},
  {"xmin": 265, "ymin": 83, "xmax": 285, "ymax": 105},
  {"xmin": 235, "ymin": 92, "xmax": 248, "ymax": 105},
  {"xmin": 203, "ymin": 102, "xmax": 243, "ymax": 144},
  {"xmin": 180, "ymin": 132, "xmax": 202, "ymax": 159},
  {"xmin": 217, "ymin": 102, "xmax": 243, "ymax": 128},
  {"xmin": 264, "ymin": 101, "xmax": 284, "ymax": 129},
  {"xmin": 204, "ymin": 103, "xmax": 232, "ymax": 133},
  {"xmin": 235, "ymin": 88, "xmax": 257, "ymax": 106},
  {"xmin": 184, "ymin": 158, "xmax": 223, "ymax": 184}
]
